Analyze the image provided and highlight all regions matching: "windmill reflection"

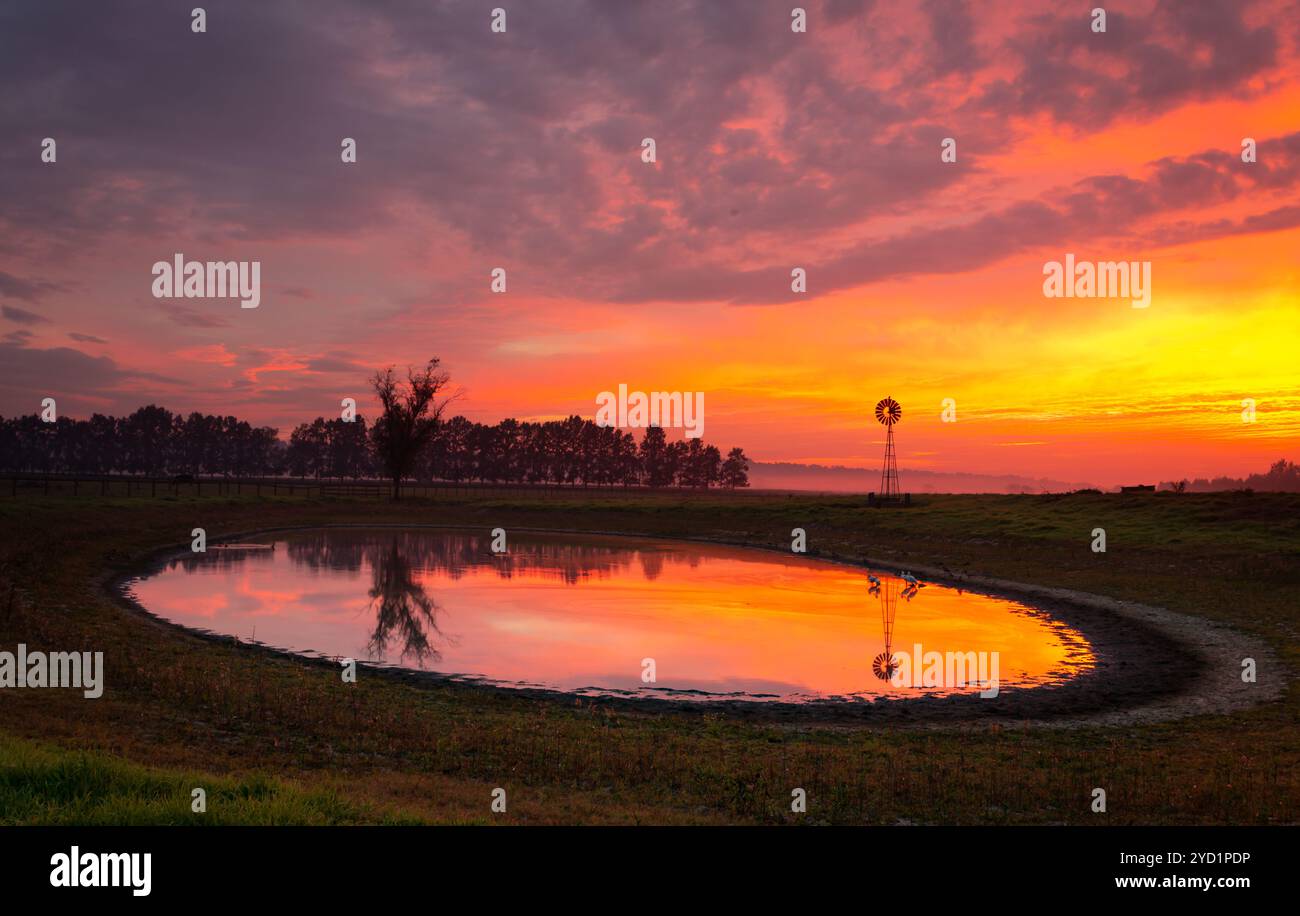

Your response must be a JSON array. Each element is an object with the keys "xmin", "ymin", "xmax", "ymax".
[
  {"xmin": 869, "ymin": 575, "xmax": 916, "ymax": 681},
  {"xmin": 365, "ymin": 536, "xmax": 450, "ymax": 665}
]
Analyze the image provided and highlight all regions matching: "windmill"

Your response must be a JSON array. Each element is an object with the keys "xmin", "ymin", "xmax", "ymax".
[
  {"xmin": 870, "ymin": 575, "xmax": 901, "ymax": 681},
  {"xmin": 874, "ymin": 396, "xmax": 902, "ymax": 502}
]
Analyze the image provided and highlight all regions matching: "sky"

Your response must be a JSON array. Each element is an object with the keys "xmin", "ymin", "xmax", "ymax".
[{"xmin": 1, "ymin": 0, "xmax": 1297, "ymax": 487}]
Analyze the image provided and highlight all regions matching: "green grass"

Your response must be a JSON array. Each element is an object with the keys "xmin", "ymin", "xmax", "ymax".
[
  {"xmin": 0, "ymin": 733, "xmax": 412, "ymax": 825},
  {"xmin": 1, "ymin": 490, "xmax": 1297, "ymax": 824}
]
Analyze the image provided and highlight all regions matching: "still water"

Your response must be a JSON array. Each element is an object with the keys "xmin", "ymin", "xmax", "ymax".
[{"xmin": 127, "ymin": 528, "xmax": 1094, "ymax": 702}]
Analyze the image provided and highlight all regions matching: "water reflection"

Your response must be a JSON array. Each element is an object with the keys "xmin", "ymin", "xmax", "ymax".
[
  {"xmin": 365, "ymin": 537, "xmax": 450, "ymax": 665},
  {"xmin": 193, "ymin": 530, "xmax": 693, "ymax": 585},
  {"xmin": 870, "ymin": 577, "xmax": 901, "ymax": 681},
  {"xmin": 130, "ymin": 528, "xmax": 1094, "ymax": 701}
]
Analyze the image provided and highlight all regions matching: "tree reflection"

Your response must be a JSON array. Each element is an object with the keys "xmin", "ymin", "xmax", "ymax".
[
  {"xmin": 365, "ymin": 537, "xmax": 449, "ymax": 665},
  {"xmin": 236, "ymin": 530, "xmax": 704, "ymax": 585}
]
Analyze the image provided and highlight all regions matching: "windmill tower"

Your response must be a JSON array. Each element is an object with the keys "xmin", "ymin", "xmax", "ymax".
[
  {"xmin": 870, "ymin": 576, "xmax": 901, "ymax": 681},
  {"xmin": 874, "ymin": 396, "xmax": 902, "ymax": 502}
]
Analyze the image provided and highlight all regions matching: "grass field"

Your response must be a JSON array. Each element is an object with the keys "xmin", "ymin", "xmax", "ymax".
[{"xmin": 1, "ymin": 489, "xmax": 1297, "ymax": 825}]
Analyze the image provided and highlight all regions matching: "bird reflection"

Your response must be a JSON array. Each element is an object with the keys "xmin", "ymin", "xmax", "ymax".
[{"xmin": 365, "ymin": 537, "xmax": 450, "ymax": 665}]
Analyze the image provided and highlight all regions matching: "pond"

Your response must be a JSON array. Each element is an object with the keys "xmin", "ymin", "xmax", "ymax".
[{"xmin": 125, "ymin": 527, "xmax": 1094, "ymax": 702}]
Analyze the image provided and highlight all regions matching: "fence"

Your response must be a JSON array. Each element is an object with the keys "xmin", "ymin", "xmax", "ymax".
[{"xmin": 1, "ymin": 474, "xmax": 773, "ymax": 501}]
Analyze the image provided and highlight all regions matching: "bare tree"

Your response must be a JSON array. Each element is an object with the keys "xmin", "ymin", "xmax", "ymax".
[{"xmin": 369, "ymin": 358, "xmax": 455, "ymax": 499}]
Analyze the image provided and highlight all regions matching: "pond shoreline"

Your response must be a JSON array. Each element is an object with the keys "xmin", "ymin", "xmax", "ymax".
[{"xmin": 106, "ymin": 522, "xmax": 1283, "ymax": 729}]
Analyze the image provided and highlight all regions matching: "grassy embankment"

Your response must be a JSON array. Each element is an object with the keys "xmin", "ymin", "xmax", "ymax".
[{"xmin": 1, "ymin": 490, "xmax": 1297, "ymax": 824}]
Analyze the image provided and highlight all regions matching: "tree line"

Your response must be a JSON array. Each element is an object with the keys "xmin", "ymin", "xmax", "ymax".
[
  {"xmin": 0, "ymin": 361, "xmax": 751, "ymax": 493},
  {"xmin": 1158, "ymin": 459, "xmax": 1300, "ymax": 493}
]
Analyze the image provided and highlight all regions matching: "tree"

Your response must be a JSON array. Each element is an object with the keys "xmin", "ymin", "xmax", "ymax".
[
  {"xmin": 721, "ymin": 447, "xmax": 751, "ymax": 488},
  {"xmin": 120, "ymin": 405, "xmax": 175, "ymax": 476},
  {"xmin": 424, "ymin": 414, "xmax": 473, "ymax": 482},
  {"xmin": 679, "ymin": 438, "xmax": 705, "ymax": 487},
  {"xmin": 639, "ymin": 426, "xmax": 672, "ymax": 487},
  {"xmin": 177, "ymin": 412, "xmax": 218, "ymax": 475},
  {"xmin": 88, "ymin": 413, "xmax": 123, "ymax": 474},
  {"xmin": 369, "ymin": 358, "xmax": 455, "ymax": 499},
  {"xmin": 328, "ymin": 416, "xmax": 371, "ymax": 480},
  {"xmin": 701, "ymin": 444, "xmax": 722, "ymax": 488},
  {"xmin": 248, "ymin": 425, "xmax": 282, "ymax": 476},
  {"xmin": 611, "ymin": 429, "xmax": 639, "ymax": 487},
  {"xmin": 287, "ymin": 420, "xmax": 328, "ymax": 479},
  {"xmin": 666, "ymin": 439, "xmax": 688, "ymax": 486},
  {"xmin": 0, "ymin": 385, "xmax": 757, "ymax": 495}
]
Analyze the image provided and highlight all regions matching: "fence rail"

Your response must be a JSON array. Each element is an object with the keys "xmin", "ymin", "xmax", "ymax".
[{"xmin": 1, "ymin": 474, "xmax": 773, "ymax": 501}]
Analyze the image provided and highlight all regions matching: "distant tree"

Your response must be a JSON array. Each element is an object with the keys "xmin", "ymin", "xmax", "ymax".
[
  {"xmin": 678, "ymin": 439, "xmax": 704, "ymax": 487},
  {"xmin": 424, "ymin": 414, "xmax": 473, "ymax": 482},
  {"xmin": 701, "ymin": 444, "xmax": 722, "ymax": 488},
  {"xmin": 287, "ymin": 420, "xmax": 328, "ymax": 479},
  {"xmin": 471, "ymin": 421, "xmax": 500, "ymax": 482},
  {"xmin": 720, "ymin": 447, "xmax": 751, "ymax": 488},
  {"xmin": 640, "ymin": 427, "xmax": 672, "ymax": 487},
  {"xmin": 177, "ymin": 412, "xmax": 217, "ymax": 475},
  {"xmin": 370, "ymin": 359, "xmax": 455, "ymax": 499},
  {"xmin": 1159, "ymin": 459, "xmax": 1300, "ymax": 493},
  {"xmin": 327, "ymin": 416, "xmax": 371, "ymax": 480},
  {"xmin": 577, "ymin": 419, "xmax": 603, "ymax": 485},
  {"xmin": 492, "ymin": 418, "xmax": 524, "ymax": 483},
  {"xmin": 612, "ymin": 429, "xmax": 640, "ymax": 487},
  {"xmin": 0, "ymin": 384, "xmax": 755, "ymax": 495},
  {"xmin": 248, "ymin": 425, "xmax": 282, "ymax": 476},
  {"xmin": 86, "ymin": 414, "xmax": 122, "ymax": 474},
  {"xmin": 220, "ymin": 416, "xmax": 259, "ymax": 478},
  {"xmin": 555, "ymin": 416, "xmax": 585, "ymax": 484},
  {"xmin": 120, "ymin": 405, "xmax": 175, "ymax": 475},
  {"xmin": 666, "ymin": 439, "xmax": 689, "ymax": 486}
]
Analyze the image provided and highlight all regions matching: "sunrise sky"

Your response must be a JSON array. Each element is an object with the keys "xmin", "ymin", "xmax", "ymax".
[{"xmin": 1, "ymin": 0, "xmax": 1297, "ymax": 487}]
